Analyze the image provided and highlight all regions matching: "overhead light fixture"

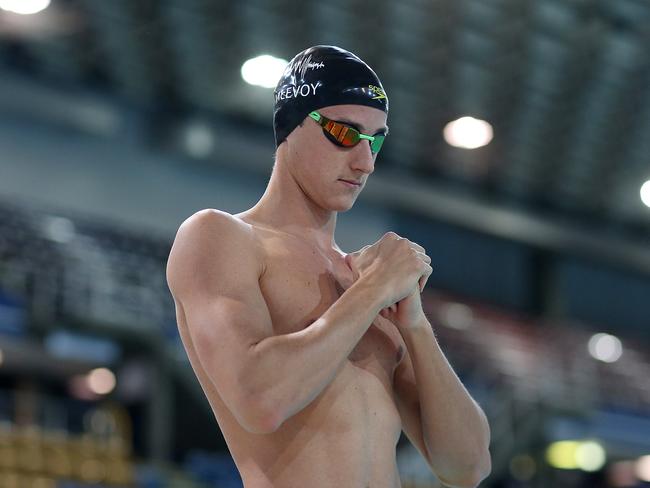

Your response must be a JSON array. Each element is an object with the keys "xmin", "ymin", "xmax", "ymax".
[
  {"xmin": 587, "ymin": 333, "xmax": 623, "ymax": 363},
  {"xmin": 546, "ymin": 440, "xmax": 581, "ymax": 470},
  {"xmin": 575, "ymin": 441, "xmax": 606, "ymax": 472},
  {"xmin": 443, "ymin": 116, "xmax": 493, "ymax": 149},
  {"xmin": 87, "ymin": 367, "xmax": 116, "ymax": 395},
  {"xmin": 640, "ymin": 180, "xmax": 650, "ymax": 208},
  {"xmin": 241, "ymin": 55, "xmax": 288, "ymax": 89},
  {"xmin": 546, "ymin": 440, "xmax": 606, "ymax": 472},
  {"xmin": 41, "ymin": 216, "xmax": 76, "ymax": 243},
  {"xmin": 69, "ymin": 367, "xmax": 116, "ymax": 400},
  {"xmin": 0, "ymin": 0, "xmax": 51, "ymax": 15},
  {"xmin": 442, "ymin": 303, "xmax": 474, "ymax": 330},
  {"xmin": 636, "ymin": 455, "xmax": 650, "ymax": 482},
  {"xmin": 181, "ymin": 120, "xmax": 215, "ymax": 158}
]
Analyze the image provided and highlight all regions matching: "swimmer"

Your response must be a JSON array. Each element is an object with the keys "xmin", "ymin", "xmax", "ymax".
[{"xmin": 167, "ymin": 45, "xmax": 491, "ymax": 488}]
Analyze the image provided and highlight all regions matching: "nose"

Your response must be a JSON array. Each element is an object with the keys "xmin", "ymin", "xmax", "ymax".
[{"xmin": 350, "ymin": 141, "xmax": 376, "ymax": 175}]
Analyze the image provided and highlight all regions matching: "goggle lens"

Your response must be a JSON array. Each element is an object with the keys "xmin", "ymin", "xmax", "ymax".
[
  {"xmin": 370, "ymin": 134, "xmax": 385, "ymax": 153},
  {"xmin": 312, "ymin": 111, "xmax": 385, "ymax": 154}
]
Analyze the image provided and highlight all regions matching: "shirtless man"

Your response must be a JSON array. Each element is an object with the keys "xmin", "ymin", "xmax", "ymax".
[{"xmin": 166, "ymin": 46, "xmax": 491, "ymax": 487}]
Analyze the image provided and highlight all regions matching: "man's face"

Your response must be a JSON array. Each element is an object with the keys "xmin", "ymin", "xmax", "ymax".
[{"xmin": 284, "ymin": 104, "xmax": 389, "ymax": 212}]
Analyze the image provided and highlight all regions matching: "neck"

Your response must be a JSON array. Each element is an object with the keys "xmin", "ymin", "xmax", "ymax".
[{"xmin": 248, "ymin": 159, "xmax": 338, "ymax": 250}]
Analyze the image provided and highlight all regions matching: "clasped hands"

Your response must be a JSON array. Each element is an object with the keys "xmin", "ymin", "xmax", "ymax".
[{"xmin": 343, "ymin": 232, "xmax": 432, "ymax": 330}]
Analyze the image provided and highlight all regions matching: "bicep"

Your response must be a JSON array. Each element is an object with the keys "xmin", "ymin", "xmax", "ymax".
[
  {"xmin": 181, "ymin": 284, "xmax": 273, "ymax": 381},
  {"xmin": 167, "ymin": 211, "xmax": 274, "ymax": 406}
]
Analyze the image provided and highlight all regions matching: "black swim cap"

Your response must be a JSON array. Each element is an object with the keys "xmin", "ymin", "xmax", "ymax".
[{"xmin": 273, "ymin": 45, "xmax": 389, "ymax": 147}]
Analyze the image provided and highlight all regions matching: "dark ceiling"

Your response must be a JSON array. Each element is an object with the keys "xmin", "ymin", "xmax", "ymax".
[{"xmin": 1, "ymin": 0, "xmax": 650, "ymax": 232}]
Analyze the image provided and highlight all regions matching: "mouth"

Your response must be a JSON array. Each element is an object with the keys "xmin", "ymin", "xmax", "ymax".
[{"xmin": 339, "ymin": 179, "xmax": 362, "ymax": 187}]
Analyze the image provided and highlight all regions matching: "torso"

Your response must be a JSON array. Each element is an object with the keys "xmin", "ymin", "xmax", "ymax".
[{"xmin": 175, "ymin": 213, "xmax": 407, "ymax": 488}]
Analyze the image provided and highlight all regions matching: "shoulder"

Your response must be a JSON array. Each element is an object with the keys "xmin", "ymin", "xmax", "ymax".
[
  {"xmin": 167, "ymin": 209, "xmax": 263, "ymax": 290},
  {"xmin": 172, "ymin": 209, "xmax": 255, "ymax": 256},
  {"xmin": 182, "ymin": 207, "xmax": 247, "ymax": 231}
]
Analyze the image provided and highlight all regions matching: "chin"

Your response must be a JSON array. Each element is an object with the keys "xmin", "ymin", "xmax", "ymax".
[{"xmin": 329, "ymin": 197, "xmax": 357, "ymax": 212}]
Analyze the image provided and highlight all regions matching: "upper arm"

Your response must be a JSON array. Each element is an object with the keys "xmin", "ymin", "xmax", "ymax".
[
  {"xmin": 394, "ymin": 348, "xmax": 433, "ymax": 469},
  {"xmin": 166, "ymin": 210, "xmax": 274, "ymax": 429}
]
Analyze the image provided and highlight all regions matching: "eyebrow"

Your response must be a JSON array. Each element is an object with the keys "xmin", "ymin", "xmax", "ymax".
[{"xmin": 334, "ymin": 118, "xmax": 390, "ymax": 136}]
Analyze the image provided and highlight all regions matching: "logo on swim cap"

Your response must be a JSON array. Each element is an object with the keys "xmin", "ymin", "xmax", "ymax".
[
  {"xmin": 291, "ymin": 54, "xmax": 325, "ymax": 80},
  {"xmin": 274, "ymin": 81, "xmax": 322, "ymax": 103},
  {"xmin": 369, "ymin": 84, "xmax": 387, "ymax": 101}
]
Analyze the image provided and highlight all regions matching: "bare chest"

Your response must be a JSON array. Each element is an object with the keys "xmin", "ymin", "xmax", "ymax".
[{"xmin": 258, "ymin": 239, "xmax": 405, "ymax": 379}]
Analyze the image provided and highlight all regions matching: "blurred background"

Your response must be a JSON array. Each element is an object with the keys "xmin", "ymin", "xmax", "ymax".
[{"xmin": 1, "ymin": 0, "xmax": 649, "ymax": 486}]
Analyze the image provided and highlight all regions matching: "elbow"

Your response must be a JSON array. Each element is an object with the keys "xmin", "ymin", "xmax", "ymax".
[
  {"xmin": 466, "ymin": 453, "xmax": 492, "ymax": 488},
  {"xmin": 437, "ymin": 449, "xmax": 492, "ymax": 488},
  {"xmin": 231, "ymin": 353, "xmax": 287, "ymax": 434},
  {"xmin": 234, "ymin": 389, "xmax": 285, "ymax": 435}
]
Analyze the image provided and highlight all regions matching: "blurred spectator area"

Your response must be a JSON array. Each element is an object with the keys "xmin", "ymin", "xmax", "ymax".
[{"xmin": 1, "ymin": 199, "xmax": 650, "ymax": 485}]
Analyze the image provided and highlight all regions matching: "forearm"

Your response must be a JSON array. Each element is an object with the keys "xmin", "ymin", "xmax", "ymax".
[
  {"xmin": 246, "ymin": 277, "xmax": 384, "ymax": 428},
  {"xmin": 403, "ymin": 318, "xmax": 491, "ymax": 485}
]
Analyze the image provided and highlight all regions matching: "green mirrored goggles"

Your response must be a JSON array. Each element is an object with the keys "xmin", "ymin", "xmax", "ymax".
[{"xmin": 308, "ymin": 111, "xmax": 386, "ymax": 154}]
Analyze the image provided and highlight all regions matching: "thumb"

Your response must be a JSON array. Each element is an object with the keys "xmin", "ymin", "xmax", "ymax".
[{"xmin": 345, "ymin": 253, "xmax": 360, "ymax": 279}]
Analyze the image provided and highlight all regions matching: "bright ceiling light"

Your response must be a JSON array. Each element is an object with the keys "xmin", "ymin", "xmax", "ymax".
[
  {"xmin": 546, "ymin": 440, "xmax": 606, "ymax": 472},
  {"xmin": 182, "ymin": 120, "xmax": 214, "ymax": 158},
  {"xmin": 87, "ymin": 368, "xmax": 116, "ymax": 395},
  {"xmin": 443, "ymin": 116, "xmax": 493, "ymax": 149},
  {"xmin": 575, "ymin": 441, "xmax": 606, "ymax": 472},
  {"xmin": 588, "ymin": 333, "xmax": 623, "ymax": 363},
  {"xmin": 546, "ymin": 440, "xmax": 580, "ymax": 469},
  {"xmin": 640, "ymin": 180, "xmax": 650, "ymax": 208},
  {"xmin": 241, "ymin": 55, "xmax": 288, "ymax": 89},
  {"xmin": 442, "ymin": 303, "xmax": 474, "ymax": 330},
  {"xmin": 42, "ymin": 216, "xmax": 76, "ymax": 243},
  {"xmin": 0, "ymin": 0, "xmax": 51, "ymax": 15},
  {"xmin": 636, "ymin": 455, "xmax": 650, "ymax": 482}
]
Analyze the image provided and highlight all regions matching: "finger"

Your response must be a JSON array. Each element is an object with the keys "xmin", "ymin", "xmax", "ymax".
[
  {"xmin": 416, "ymin": 250, "xmax": 431, "ymax": 264},
  {"xmin": 407, "ymin": 241, "xmax": 426, "ymax": 253},
  {"xmin": 382, "ymin": 231, "xmax": 400, "ymax": 242},
  {"xmin": 344, "ymin": 255, "xmax": 360, "ymax": 281},
  {"xmin": 421, "ymin": 264, "xmax": 433, "ymax": 290}
]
